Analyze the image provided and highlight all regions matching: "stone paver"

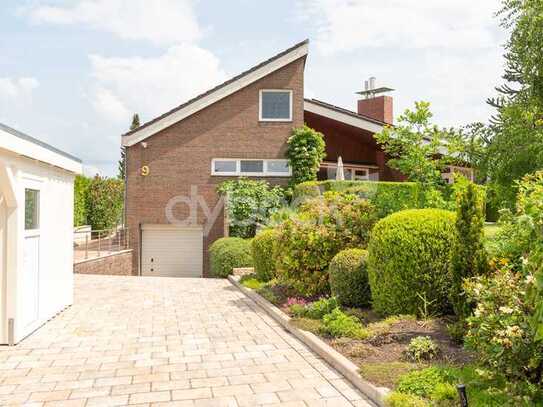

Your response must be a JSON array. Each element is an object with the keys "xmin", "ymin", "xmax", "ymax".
[{"xmin": 0, "ymin": 275, "xmax": 374, "ymax": 406}]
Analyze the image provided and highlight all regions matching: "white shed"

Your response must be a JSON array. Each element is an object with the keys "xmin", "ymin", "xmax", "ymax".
[{"xmin": 0, "ymin": 123, "xmax": 82, "ymax": 345}]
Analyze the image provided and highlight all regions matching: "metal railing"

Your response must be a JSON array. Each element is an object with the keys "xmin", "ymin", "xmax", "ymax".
[{"xmin": 74, "ymin": 226, "xmax": 130, "ymax": 263}]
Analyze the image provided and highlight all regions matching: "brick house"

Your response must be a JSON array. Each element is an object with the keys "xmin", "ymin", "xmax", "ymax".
[{"xmin": 122, "ymin": 40, "xmax": 407, "ymax": 278}]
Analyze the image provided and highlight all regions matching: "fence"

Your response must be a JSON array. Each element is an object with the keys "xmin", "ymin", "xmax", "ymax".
[{"xmin": 74, "ymin": 226, "xmax": 130, "ymax": 263}]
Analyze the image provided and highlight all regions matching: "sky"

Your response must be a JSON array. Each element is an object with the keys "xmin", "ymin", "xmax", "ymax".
[{"xmin": 0, "ymin": 0, "xmax": 507, "ymax": 176}]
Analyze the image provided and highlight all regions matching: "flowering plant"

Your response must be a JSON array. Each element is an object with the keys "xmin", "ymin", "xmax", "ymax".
[{"xmin": 464, "ymin": 264, "xmax": 543, "ymax": 386}]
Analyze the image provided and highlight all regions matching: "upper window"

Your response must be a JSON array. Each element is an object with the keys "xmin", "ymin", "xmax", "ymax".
[
  {"xmin": 259, "ymin": 90, "xmax": 292, "ymax": 121},
  {"xmin": 25, "ymin": 189, "xmax": 40, "ymax": 230}
]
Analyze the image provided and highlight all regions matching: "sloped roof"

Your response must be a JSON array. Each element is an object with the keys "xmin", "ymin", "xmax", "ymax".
[
  {"xmin": 0, "ymin": 122, "xmax": 81, "ymax": 163},
  {"xmin": 122, "ymin": 40, "xmax": 309, "ymax": 147},
  {"xmin": 304, "ymin": 98, "xmax": 386, "ymax": 133},
  {"xmin": 0, "ymin": 122, "xmax": 82, "ymax": 174}
]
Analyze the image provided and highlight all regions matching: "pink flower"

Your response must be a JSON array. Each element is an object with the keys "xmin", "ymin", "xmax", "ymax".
[{"xmin": 286, "ymin": 297, "xmax": 307, "ymax": 307}]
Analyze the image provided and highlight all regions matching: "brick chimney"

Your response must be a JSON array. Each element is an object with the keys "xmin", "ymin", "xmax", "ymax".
[
  {"xmin": 356, "ymin": 77, "xmax": 394, "ymax": 125},
  {"xmin": 357, "ymin": 96, "xmax": 393, "ymax": 125}
]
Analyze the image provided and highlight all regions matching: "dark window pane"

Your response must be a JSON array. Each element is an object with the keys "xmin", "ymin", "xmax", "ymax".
[
  {"xmin": 261, "ymin": 91, "xmax": 291, "ymax": 120},
  {"xmin": 240, "ymin": 160, "xmax": 263, "ymax": 173},
  {"xmin": 214, "ymin": 160, "xmax": 236, "ymax": 173},
  {"xmin": 25, "ymin": 189, "xmax": 40, "ymax": 230}
]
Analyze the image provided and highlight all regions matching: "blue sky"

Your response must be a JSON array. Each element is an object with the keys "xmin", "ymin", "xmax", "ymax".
[{"xmin": 1, "ymin": 1, "xmax": 506, "ymax": 176}]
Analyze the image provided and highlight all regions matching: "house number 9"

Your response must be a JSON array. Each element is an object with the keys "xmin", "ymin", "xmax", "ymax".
[{"xmin": 141, "ymin": 165, "xmax": 150, "ymax": 176}]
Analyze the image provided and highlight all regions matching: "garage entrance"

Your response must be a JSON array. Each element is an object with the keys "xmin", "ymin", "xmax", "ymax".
[{"xmin": 141, "ymin": 225, "xmax": 203, "ymax": 278}]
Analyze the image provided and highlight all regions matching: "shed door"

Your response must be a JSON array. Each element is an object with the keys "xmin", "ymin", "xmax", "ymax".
[
  {"xmin": 0, "ymin": 198, "xmax": 6, "ymax": 343},
  {"xmin": 142, "ymin": 226, "xmax": 203, "ymax": 278},
  {"xmin": 22, "ymin": 188, "xmax": 40, "ymax": 329}
]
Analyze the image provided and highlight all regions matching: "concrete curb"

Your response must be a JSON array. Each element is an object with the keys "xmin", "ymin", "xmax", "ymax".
[{"xmin": 228, "ymin": 275, "xmax": 390, "ymax": 407}]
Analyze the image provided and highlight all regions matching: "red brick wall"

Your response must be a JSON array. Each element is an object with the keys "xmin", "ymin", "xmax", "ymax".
[
  {"xmin": 125, "ymin": 57, "xmax": 306, "ymax": 276},
  {"xmin": 357, "ymin": 96, "xmax": 393, "ymax": 124},
  {"xmin": 74, "ymin": 251, "xmax": 133, "ymax": 276}
]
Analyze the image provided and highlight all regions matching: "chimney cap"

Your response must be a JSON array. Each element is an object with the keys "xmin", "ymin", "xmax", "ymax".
[{"xmin": 357, "ymin": 76, "xmax": 394, "ymax": 98}]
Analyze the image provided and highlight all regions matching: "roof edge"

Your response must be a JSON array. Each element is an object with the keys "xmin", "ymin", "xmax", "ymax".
[
  {"xmin": 0, "ymin": 122, "xmax": 83, "ymax": 174},
  {"xmin": 0, "ymin": 122, "xmax": 82, "ymax": 163},
  {"xmin": 305, "ymin": 98, "xmax": 387, "ymax": 126},
  {"xmin": 304, "ymin": 99, "xmax": 386, "ymax": 134},
  {"xmin": 122, "ymin": 39, "xmax": 309, "ymax": 147}
]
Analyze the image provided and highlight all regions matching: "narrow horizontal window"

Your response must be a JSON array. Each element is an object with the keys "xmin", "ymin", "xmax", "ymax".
[
  {"xmin": 240, "ymin": 160, "xmax": 264, "ymax": 173},
  {"xmin": 266, "ymin": 160, "xmax": 290, "ymax": 174},
  {"xmin": 213, "ymin": 160, "xmax": 237, "ymax": 174},
  {"xmin": 259, "ymin": 90, "xmax": 292, "ymax": 121},
  {"xmin": 211, "ymin": 159, "xmax": 291, "ymax": 177}
]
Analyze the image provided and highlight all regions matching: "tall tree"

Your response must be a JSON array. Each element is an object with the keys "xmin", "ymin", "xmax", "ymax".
[
  {"xmin": 118, "ymin": 113, "xmax": 140, "ymax": 179},
  {"xmin": 485, "ymin": 0, "xmax": 543, "ymax": 207},
  {"xmin": 373, "ymin": 101, "xmax": 458, "ymax": 187}
]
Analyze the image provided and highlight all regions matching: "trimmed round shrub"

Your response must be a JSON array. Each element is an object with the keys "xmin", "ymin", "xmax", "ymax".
[
  {"xmin": 329, "ymin": 249, "xmax": 370, "ymax": 307},
  {"xmin": 209, "ymin": 237, "xmax": 253, "ymax": 278},
  {"xmin": 251, "ymin": 229, "xmax": 277, "ymax": 282},
  {"xmin": 367, "ymin": 209, "xmax": 456, "ymax": 316}
]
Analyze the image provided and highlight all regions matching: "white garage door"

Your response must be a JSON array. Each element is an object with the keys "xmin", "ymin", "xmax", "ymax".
[{"xmin": 141, "ymin": 225, "xmax": 203, "ymax": 278}]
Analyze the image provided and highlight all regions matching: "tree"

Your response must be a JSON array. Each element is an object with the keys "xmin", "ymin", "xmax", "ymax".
[
  {"xmin": 118, "ymin": 113, "xmax": 140, "ymax": 179},
  {"xmin": 448, "ymin": 177, "xmax": 488, "ymax": 319},
  {"xmin": 485, "ymin": 0, "xmax": 543, "ymax": 208},
  {"xmin": 373, "ymin": 101, "xmax": 457, "ymax": 187},
  {"xmin": 217, "ymin": 178, "xmax": 284, "ymax": 238},
  {"xmin": 286, "ymin": 125, "xmax": 326, "ymax": 188},
  {"xmin": 85, "ymin": 175, "xmax": 124, "ymax": 230},
  {"xmin": 74, "ymin": 175, "xmax": 91, "ymax": 226}
]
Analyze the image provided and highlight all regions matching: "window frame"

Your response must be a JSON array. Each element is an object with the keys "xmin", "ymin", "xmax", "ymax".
[
  {"xmin": 259, "ymin": 89, "xmax": 293, "ymax": 122},
  {"xmin": 211, "ymin": 158, "xmax": 292, "ymax": 177},
  {"xmin": 24, "ymin": 188, "xmax": 41, "ymax": 234}
]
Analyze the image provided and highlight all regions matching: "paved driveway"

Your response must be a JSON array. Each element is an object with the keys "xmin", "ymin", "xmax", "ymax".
[{"xmin": 0, "ymin": 275, "xmax": 374, "ymax": 406}]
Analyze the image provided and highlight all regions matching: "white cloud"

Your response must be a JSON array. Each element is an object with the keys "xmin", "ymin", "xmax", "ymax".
[
  {"xmin": 89, "ymin": 44, "xmax": 227, "ymax": 123},
  {"xmin": 24, "ymin": 0, "xmax": 201, "ymax": 45},
  {"xmin": 89, "ymin": 87, "xmax": 131, "ymax": 123},
  {"xmin": 297, "ymin": 0, "xmax": 500, "ymax": 54},
  {"xmin": 0, "ymin": 77, "xmax": 39, "ymax": 99}
]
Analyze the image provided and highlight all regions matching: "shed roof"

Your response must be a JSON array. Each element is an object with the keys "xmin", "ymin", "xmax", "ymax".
[{"xmin": 0, "ymin": 122, "xmax": 82, "ymax": 174}]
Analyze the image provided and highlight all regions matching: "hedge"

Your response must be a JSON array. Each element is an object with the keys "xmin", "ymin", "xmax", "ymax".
[
  {"xmin": 329, "ymin": 248, "xmax": 371, "ymax": 307},
  {"xmin": 367, "ymin": 209, "xmax": 456, "ymax": 316},
  {"xmin": 209, "ymin": 237, "xmax": 253, "ymax": 278},
  {"xmin": 252, "ymin": 229, "xmax": 277, "ymax": 282},
  {"xmin": 293, "ymin": 180, "xmax": 423, "ymax": 218}
]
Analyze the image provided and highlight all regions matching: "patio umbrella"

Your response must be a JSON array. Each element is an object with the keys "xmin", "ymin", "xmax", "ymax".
[{"xmin": 336, "ymin": 156, "xmax": 345, "ymax": 181}]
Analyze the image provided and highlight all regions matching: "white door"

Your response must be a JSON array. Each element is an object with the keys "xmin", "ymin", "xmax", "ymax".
[
  {"xmin": 0, "ymin": 197, "xmax": 6, "ymax": 343},
  {"xmin": 22, "ymin": 188, "xmax": 40, "ymax": 329},
  {"xmin": 142, "ymin": 225, "xmax": 203, "ymax": 278},
  {"xmin": 22, "ymin": 236, "xmax": 39, "ymax": 328}
]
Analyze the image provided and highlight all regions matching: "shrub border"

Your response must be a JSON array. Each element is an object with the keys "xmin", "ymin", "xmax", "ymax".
[{"xmin": 228, "ymin": 275, "xmax": 390, "ymax": 406}]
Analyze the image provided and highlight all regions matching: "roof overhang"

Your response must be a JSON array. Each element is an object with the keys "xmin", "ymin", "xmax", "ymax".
[
  {"xmin": 304, "ymin": 99, "xmax": 384, "ymax": 134},
  {"xmin": 123, "ymin": 41, "xmax": 309, "ymax": 147},
  {"xmin": 0, "ymin": 126, "xmax": 83, "ymax": 174}
]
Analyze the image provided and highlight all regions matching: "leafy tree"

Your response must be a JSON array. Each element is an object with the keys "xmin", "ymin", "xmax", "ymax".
[
  {"xmin": 449, "ymin": 176, "xmax": 488, "ymax": 319},
  {"xmin": 217, "ymin": 178, "xmax": 284, "ymax": 238},
  {"xmin": 85, "ymin": 175, "xmax": 124, "ymax": 230},
  {"xmin": 485, "ymin": 0, "xmax": 543, "ymax": 208},
  {"xmin": 118, "ymin": 113, "xmax": 140, "ymax": 179},
  {"xmin": 373, "ymin": 101, "xmax": 457, "ymax": 187},
  {"xmin": 286, "ymin": 125, "xmax": 326, "ymax": 188},
  {"xmin": 74, "ymin": 175, "xmax": 91, "ymax": 226}
]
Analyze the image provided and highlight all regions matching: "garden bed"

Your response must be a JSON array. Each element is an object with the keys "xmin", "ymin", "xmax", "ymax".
[
  {"xmin": 235, "ymin": 274, "xmax": 515, "ymax": 407},
  {"xmin": 249, "ymin": 277, "xmax": 471, "ymax": 386}
]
